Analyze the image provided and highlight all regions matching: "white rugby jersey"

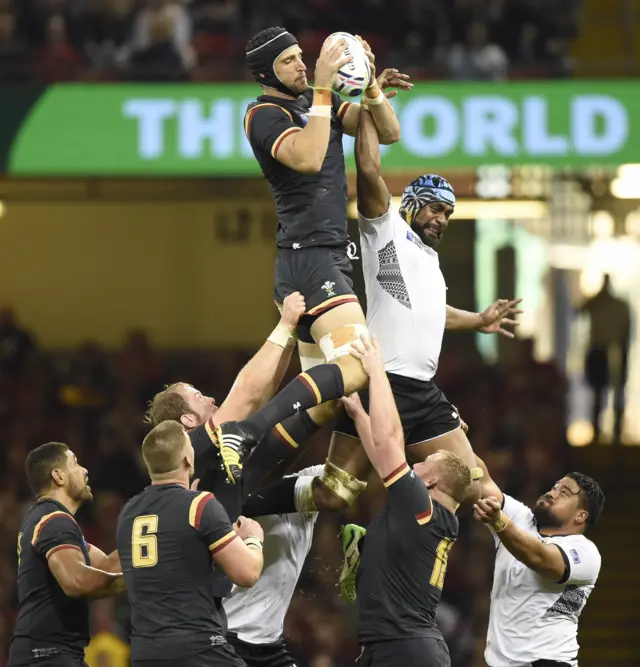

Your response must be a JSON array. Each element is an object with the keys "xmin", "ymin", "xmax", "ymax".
[
  {"xmin": 223, "ymin": 465, "xmax": 322, "ymax": 644},
  {"xmin": 486, "ymin": 495, "xmax": 601, "ymax": 667},
  {"xmin": 359, "ymin": 203, "xmax": 447, "ymax": 382}
]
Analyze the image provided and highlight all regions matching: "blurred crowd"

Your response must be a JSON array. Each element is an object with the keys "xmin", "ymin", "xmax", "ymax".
[
  {"xmin": 0, "ymin": 0, "xmax": 580, "ymax": 84},
  {"xmin": 0, "ymin": 304, "xmax": 569, "ymax": 667}
]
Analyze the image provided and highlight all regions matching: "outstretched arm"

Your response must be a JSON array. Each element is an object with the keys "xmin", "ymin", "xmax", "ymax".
[
  {"xmin": 355, "ymin": 105, "xmax": 390, "ymax": 220},
  {"xmin": 474, "ymin": 497, "xmax": 567, "ymax": 582},
  {"xmin": 347, "ymin": 337, "xmax": 405, "ymax": 479},
  {"xmin": 215, "ymin": 292, "xmax": 305, "ymax": 423},
  {"xmin": 446, "ymin": 299, "xmax": 523, "ymax": 338},
  {"xmin": 342, "ymin": 39, "xmax": 411, "ymax": 144}
]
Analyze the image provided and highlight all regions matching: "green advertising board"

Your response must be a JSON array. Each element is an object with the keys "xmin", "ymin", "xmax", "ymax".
[{"xmin": 1, "ymin": 81, "xmax": 638, "ymax": 175}]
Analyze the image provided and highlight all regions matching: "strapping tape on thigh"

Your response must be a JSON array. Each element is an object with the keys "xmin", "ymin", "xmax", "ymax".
[
  {"xmin": 318, "ymin": 459, "xmax": 367, "ymax": 506},
  {"xmin": 319, "ymin": 324, "xmax": 369, "ymax": 363}
]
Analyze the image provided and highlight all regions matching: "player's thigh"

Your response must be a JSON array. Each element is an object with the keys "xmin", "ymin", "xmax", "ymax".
[
  {"xmin": 407, "ymin": 427, "xmax": 476, "ymax": 471},
  {"xmin": 311, "ymin": 302, "xmax": 369, "ymax": 395}
]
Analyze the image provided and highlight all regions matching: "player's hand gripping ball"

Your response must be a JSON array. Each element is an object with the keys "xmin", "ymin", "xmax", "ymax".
[{"xmin": 328, "ymin": 32, "xmax": 371, "ymax": 98}]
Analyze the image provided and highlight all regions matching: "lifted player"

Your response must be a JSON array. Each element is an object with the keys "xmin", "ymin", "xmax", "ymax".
[
  {"xmin": 339, "ymin": 337, "xmax": 471, "ymax": 667},
  {"xmin": 9, "ymin": 443, "xmax": 124, "ymax": 667},
  {"xmin": 116, "ymin": 420, "xmax": 265, "ymax": 667},
  {"xmin": 326, "ymin": 104, "xmax": 522, "ymax": 509},
  {"xmin": 216, "ymin": 27, "xmax": 411, "ymax": 513},
  {"xmin": 237, "ymin": 101, "xmax": 521, "ymax": 520}
]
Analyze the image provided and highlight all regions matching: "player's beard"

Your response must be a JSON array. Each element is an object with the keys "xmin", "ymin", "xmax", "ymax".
[
  {"xmin": 411, "ymin": 220, "xmax": 443, "ymax": 248},
  {"xmin": 71, "ymin": 475, "xmax": 93, "ymax": 503},
  {"xmin": 533, "ymin": 502, "xmax": 563, "ymax": 529}
]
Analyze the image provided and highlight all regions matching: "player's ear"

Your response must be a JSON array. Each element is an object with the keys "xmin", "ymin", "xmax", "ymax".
[
  {"xmin": 180, "ymin": 413, "xmax": 197, "ymax": 429},
  {"xmin": 424, "ymin": 476, "xmax": 438, "ymax": 490},
  {"xmin": 575, "ymin": 507, "xmax": 588, "ymax": 527},
  {"xmin": 50, "ymin": 467, "xmax": 65, "ymax": 488}
]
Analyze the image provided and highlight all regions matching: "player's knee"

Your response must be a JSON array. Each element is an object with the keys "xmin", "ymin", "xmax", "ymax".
[
  {"xmin": 312, "ymin": 460, "xmax": 367, "ymax": 511},
  {"xmin": 317, "ymin": 323, "xmax": 371, "ymax": 393},
  {"xmin": 334, "ymin": 355, "xmax": 368, "ymax": 395}
]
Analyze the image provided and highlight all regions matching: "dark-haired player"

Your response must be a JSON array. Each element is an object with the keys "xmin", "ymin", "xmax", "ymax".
[
  {"xmin": 215, "ymin": 27, "xmax": 411, "ymax": 512},
  {"xmin": 339, "ymin": 336, "xmax": 472, "ymax": 667},
  {"xmin": 9, "ymin": 443, "xmax": 124, "ymax": 667},
  {"xmin": 116, "ymin": 420, "xmax": 265, "ymax": 667},
  {"xmin": 475, "ymin": 464, "xmax": 604, "ymax": 667}
]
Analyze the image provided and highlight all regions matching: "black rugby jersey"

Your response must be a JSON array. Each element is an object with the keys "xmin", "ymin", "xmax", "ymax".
[
  {"xmin": 9, "ymin": 499, "xmax": 91, "ymax": 665},
  {"xmin": 116, "ymin": 484, "xmax": 237, "ymax": 662},
  {"xmin": 356, "ymin": 463, "xmax": 459, "ymax": 644},
  {"xmin": 190, "ymin": 422, "xmax": 242, "ymax": 598},
  {"xmin": 245, "ymin": 90, "xmax": 352, "ymax": 249}
]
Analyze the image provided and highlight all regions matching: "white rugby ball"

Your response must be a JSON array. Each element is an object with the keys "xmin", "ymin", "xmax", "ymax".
[{"xmin": 328, "ymin": 32, "xmax": 370, "ymax": 98}]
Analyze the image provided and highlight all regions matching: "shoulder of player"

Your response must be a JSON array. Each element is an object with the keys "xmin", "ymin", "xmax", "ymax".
[
  {"xmin": 30, "ymin": 507, "xmax": 81, "ymax": 543},
  {"xmin": 547, "ymin": 533, "xmax": 601, "ymax": 557}
]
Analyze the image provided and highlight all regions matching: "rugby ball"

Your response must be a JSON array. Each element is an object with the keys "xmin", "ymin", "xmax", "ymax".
[{"xmin": 328, "ymin": 32, "xmax": 371, "ymax": 98}]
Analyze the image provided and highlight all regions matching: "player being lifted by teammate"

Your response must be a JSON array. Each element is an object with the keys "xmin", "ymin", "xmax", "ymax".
[
  {"xmin": 215, "ymin": 28, "xmax": 412, "ymax": 514},
  {"xmin": 9, "ymin": 443, "xmax": 124, "ymax": 667},
  {"xmin": 340, "ymin": 336, "xmax": 471, "ymax": 667},
  {"xmin": 116, "ymin": 420, "xmax": 265, "ymax": 667},
  {"xmin": 238, "ymin": 93, "xmax": 521, "ymax": 521}
]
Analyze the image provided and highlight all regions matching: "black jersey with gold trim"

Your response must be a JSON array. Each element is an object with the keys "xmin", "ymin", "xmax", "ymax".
[
  {"xmin": 9, "ymin": 499, "xmax": 91, "ymax": 665},
  {"xmin": 356, "ymin": 463, "xmax": 459, "ymax": 644},
  {"xmin": 116, "ymin": 484, "xmax": 237, "ymax": 662},
  {"xmin": 245, "ymin": 91, "xmax": 352, "ymax": 249}
]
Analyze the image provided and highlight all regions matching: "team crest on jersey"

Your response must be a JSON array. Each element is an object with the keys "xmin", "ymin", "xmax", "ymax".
[
  {"xmin": 321, "ymin": 281, "xmax": 336, "ymax": 297},
  {"xmin": 569, "ymin": 548, "xmax": 581, "ymax": 564}
]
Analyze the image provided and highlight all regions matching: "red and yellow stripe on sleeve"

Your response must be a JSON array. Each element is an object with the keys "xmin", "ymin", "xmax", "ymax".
[
  {"xmin": 382, "ymin": 462, "xmax": 410, "ymax": 488},
  {"xmin": 31, "ymin": 511, "xmax": 78, "ymax": 546},
  {"xmin": 209, "ymin": 531, "xmax": 237, "ymax": 555},
  {"xmin": 415, "ymin": 495, "xmax": 433, "ymax": 525},
  {"xmin": 189, "ymin": 492, "xmax": 214, "ymax": 530},
  {"xmin": 271, "ymin": 127, "xmax": 301, "ymax": 158}
]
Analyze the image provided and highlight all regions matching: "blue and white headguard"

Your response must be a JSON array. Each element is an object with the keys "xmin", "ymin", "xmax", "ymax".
[{"xmin": 399, "ymin": 174, "xmax": 456, "ymax": 225}]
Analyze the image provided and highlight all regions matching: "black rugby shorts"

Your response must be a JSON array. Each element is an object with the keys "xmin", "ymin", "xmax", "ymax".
[
  {"xmin": 274, "ymin": 246, "xmax": 360, "ymax": 343},
  {"xmin": 360, "ymin": 638, "xmax": 450, "ymax": 667},
  {"xmin": 335, "ymin": 373, "xmax": 461, "ymax": 446},
  {"xmin": 227, "ymin": 633, "xmax": 296, "ymax": 667}
]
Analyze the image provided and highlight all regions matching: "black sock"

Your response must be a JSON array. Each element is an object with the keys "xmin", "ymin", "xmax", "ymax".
[
  {"xmin": 242, "ymin": 411, "xmax": 320, "ymax": 495},
  {"xmin": 242, "ymin": 476, "xmax": 298, "ymax": 517},
  {"xmin": 238, "ymin": 364, "xmax": 344, "ymax": 443}
]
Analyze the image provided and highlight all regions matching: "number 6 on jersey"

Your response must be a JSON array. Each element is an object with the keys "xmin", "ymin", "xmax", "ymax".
[{"xmin": 132, "ymin": 515, "xmax": 158, "ymax": 568}]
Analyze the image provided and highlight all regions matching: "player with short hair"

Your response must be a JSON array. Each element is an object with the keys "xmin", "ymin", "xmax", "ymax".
[
  {"xmin": 475, "ymin": 464, "xmax": 604, "ymax": 667},
  {"xmin": 9, "ymin": 442, "xmax": 125, "ymax": 667},
  {"xmin": 339, "ymin": 336, "xmax": 471, "ymax": 667},
  {"xmin": 215, "ymin": 27, "xmax": 412, "ymax": 513},
  {"xmin": 223, "ymin": 464, "xmax": 323, "ymax": 667},
  {"xmin": 116, "ymin": 420, "xmax": 265, "ymax": 667}
]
